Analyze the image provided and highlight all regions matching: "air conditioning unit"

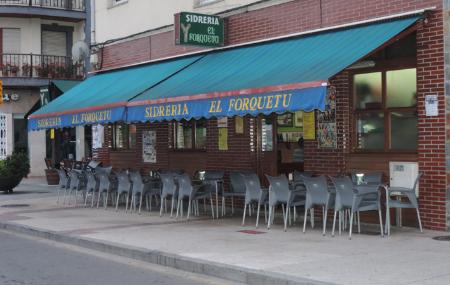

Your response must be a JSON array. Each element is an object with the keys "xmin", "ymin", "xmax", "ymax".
[{"xmin": 389, "ymin": 161, "xmax": 419, "ymax": 196}]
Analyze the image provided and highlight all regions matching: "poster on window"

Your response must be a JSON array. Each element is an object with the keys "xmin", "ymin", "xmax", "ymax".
[
  {"xmin": 92, "ymin": 124, "xmax": 104, "ymax": 149},
  {"xmin": 142, "ymin": 130, "xmax": 157, "ymax": 163},
  {"xmin": 317, "ymin": 86, "xmax": 337, "ymax": 148}
]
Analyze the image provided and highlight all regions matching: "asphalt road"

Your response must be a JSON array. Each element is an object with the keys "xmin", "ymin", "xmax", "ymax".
[{"xmin": 0, "ymin": 230, "xmax": 242, "ymax": 285}]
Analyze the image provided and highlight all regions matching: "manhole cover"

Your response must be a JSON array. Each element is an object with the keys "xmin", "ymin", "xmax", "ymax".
[
  {"xmin": 432, "ymin": 236, "xmax": 450, "ymax": 241},
  {"xmin": 1, "ymin": 204, "xmax": 30, "ymax": 208},
  {"xmin": 237, "ymin": 230, "xmax": 266, "ymax": 235}
]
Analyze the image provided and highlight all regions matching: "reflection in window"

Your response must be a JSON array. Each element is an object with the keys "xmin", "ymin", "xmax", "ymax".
[
  {"xmin": 261, "ymin": 118, "xmax": 273, "ymax": 152},
  {"xmin": 112, "ymin": 123, "xmax": 136, "ymax": 150},
  {"xmin": 174, "ymin": 120, "xmax": 207, "ymax": 150},
  {"xmin": 387, "ymin": 68, "xmax": 417, "ymax": 108},
  {"xmin": 354, "ymin": 72, "xmax": 382, "ymax": 109},
  {"xmin": 357, "ymin": 113, "xmax": 384, "ymax": 150},
  {"xmin": 390, "ymin": 112, "xmax": 417, "ymax": 150}
]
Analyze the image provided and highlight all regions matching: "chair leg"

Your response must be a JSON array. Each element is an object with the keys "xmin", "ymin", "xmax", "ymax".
[
  {"xmin": 288, "ymin": 207, "xmax": 292, "ymax": 226},
  {"xmin": 322, "ymin": 205, "xmax": 328, "ymax": 236},
  {"xmin": 63, "ymin": 188, "xmax": 68, "ymax": 205},
  {"xmin": 378, "ymin": 207, "xmax": 384, "ymax": 237},
  {"xmin": 310, "ymin": 209, "xmax": 315, "ymax": 228},
  {"xmin": 176, "ymin": 199, "xmax": 181, "ymax": 219},
  {"xmin": 104, "ymin": 191, "xmax": 109, "ymax": 210},
  {"xmin": 242, "ymin": 202, "xmax": 247, "ymax": 226},
  {"xmin": 159, "ymin": 197, "xmax": 164, "ymax": 217},
  {"xmin": 125, "ymin": 193, "xmax": 129, "ymax": 213},
  {"xmin": 331, "ymin": 210, "xmax": 337, "ymax": 237},
  {"xmin": 339, "ymin": 211, "xmax": 342, "ymax": 236},
  {"xmin": 209, "ymin": 194, "xmax": 215, "ymax": 219},
  {"xmin": 416, "ymin": 207, "xmax": 423, "ymax": 233},
  {"xmin": 267, "ymin": 206, "xmax": 272, "ymax": 230},
  {"xmin": 264, "ymin": 205, "xmax": 267, "ymax": 223},
  {"xmin": 138, "ymin": 194, "xmax": 143, "ymax": 214},
  {"xmin": 349, "ymin": 211, "xmax": 354, "ymax": 240},
  {"xmin": 303, "ymin": 207, "xmax": 308, "ymax": 233},
  {"xmin": 187, "ymin": 198, "xmax": 192, "ymax": 220},
  {"xmin": 115, "ymin": 193, "xmax": 120, "ymax": 211},
  {"xmin": 283, "ymin": 204, "xmax": 288, "ymax": 232},
  {"xmin": 256, "ymin": 202, "xmax": 261, "ymax": 228},
  {"xmin": 170, "ymin": 196, "xmax": 175, "ymax": 217},
  {"xmin": 357, "ymin": 211, "xmax": 361, "ymax": 234},
  {"xmin": 221, "ymin": 196, "xmax": 225, "ymax": 217},
  {"xmin": 231, "ymin": 197, "xmax": 234, "ymax": 214}
]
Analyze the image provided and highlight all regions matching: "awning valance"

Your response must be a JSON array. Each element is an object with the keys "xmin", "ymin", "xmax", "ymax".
[
  {"xmin": 127, "ymin": 16, "xmax": 420, "ymax": 123},
  {"xmin": 28, "ymin": 56, "xmax": 202, "ymax": 130}
]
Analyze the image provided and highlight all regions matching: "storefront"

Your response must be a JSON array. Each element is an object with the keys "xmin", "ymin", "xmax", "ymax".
[{"xmin": 28, "ymin": 6, "xmax": 447, "ymax": 231}]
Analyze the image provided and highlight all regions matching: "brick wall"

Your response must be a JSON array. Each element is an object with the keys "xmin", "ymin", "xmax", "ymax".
[{"xmin": 95, "ymin": 0, "xmax": 447, "ymax": 230}]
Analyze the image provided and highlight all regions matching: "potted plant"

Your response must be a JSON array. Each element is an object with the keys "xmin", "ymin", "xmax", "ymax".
[{"xmin": 0, "ymin": 152, "xmax": 30, "ymax": 193}]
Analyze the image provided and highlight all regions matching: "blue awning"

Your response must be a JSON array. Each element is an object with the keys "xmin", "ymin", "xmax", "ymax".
[
  {"xmin": 127, "ymin": 16, "xmax": 420, "ymax": 122},
  {"xmin": 28, "ymin": 56, "xmax": 202, "ymax": 130}
]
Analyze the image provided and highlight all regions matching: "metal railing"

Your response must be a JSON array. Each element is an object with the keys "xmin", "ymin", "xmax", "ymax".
[
  {"xmin": 0, "ymin": 53, "xmax": 85, "ymax": 80},
  {"xmin": 0, "ymin": 0, "xmax": 85, "ymax": 11}
]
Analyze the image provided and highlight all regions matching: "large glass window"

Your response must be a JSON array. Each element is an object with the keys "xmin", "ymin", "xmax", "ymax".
[
  {"xmin": 174, "ymin": 120, "xmax": 207, "ymax": 150},
  {"xmin": 353, "ymin": 68, "xmax": 417, "ymax": 152}
]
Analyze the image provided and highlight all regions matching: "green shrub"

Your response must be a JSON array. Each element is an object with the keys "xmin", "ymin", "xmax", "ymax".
[{"xmin": 0, "ymin": 152, "xmax": 30, "ymax": 178}]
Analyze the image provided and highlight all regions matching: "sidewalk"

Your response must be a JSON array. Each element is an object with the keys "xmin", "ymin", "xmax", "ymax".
[{"xmin": 1, "ymin": 181, "xmax": 450, "ymax": 285}]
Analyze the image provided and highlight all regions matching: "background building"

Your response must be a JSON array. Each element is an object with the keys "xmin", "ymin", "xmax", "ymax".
[{"xmin": 0, "ymin": 0, "xmax": 90, "ymax": 176}]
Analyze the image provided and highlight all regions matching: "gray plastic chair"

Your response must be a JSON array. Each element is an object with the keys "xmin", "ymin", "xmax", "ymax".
[
  {"xmin": 383, "ymin": 172, "xmax": 423, "ymax": 236},
  {"xmin": 114, "ymin": 171, "xmax": 132, "ymax": 212},
  {"xmin": 96, "ymin": 171, "xmax": 115, "ymax": 209},
  {"xmin": 129, "ymin": 171, "xmax": 161, "ymax": 214},
  {"xmin": 159, "ymin": 173, "xmax": 177, "ymax": 217},
  {"xmin": 329, "ymin": 176, "xmax": 359, "ymax": 236},
  {"xmin": 176, "ymin": 173, "xmax": 214, "ymax": 220},
  {"xmin": 241, "ymin": 173, "xmax": 268, "ymax": 227},
  {"xmin": 222, "ymin": 171, "xmax": 248, "ymax": 216},
  {"xmin": 84, "ymin": 171, "xmax": 99, "ymax": 207},
  {"xmin": 56, "ymin": 169, "xmax": 70, "ymax": 205},
  {"xmin": 203, "ymin": 171, "xmax": 224, "ymax": 218},
  {"xmin": 265, "ymin": 174, "xmax": 304, "ymax": 231},
  {"xmin": 302, "ymin": 176, "xmax": 335, "ymax": 235},
  {"xmin": 330, "ymin": 176, "xmax": 384, "ymax": 239},
  {"xmin": 67, "ymin": 170, "xmax": 85, "ymax": 206}
]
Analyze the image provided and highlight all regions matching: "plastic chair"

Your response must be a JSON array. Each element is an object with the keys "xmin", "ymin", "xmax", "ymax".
[
  {"xmin": 241, "ymin": 173, "xmax": 268, "ymax": 227},
  {"xmin": 203, "ymin": 171, "xmax": 224, "ymax": 218},
  {"xmin": 159, "ymin": 173, "xmax": 177, "ymax": 217},
  {"xmin": 114, "ymin": 171, "xmax": 132, "ymax": 212},
  {"xmin": 330, "ymin": 176, "xmax": 384, "ymax": 239},
  {"xmin": 67, "ymin": 170, "xmax": 85, "ymax": 206},
  {"xmin": 302, "ymin": 176, "xmax": 335, "ymax": 235},
  {"xmin": 175, "ymin": 173, "xmax": 215, "ymax": 220},
  {"xmin": 383, "ymin": 172, "xmax": 423, "ymax": 236},
  {"xmin": 222, "ymin": 171, "xmax": 248, "ymax": 216},
  {"xmin": 265, "ymin": 174, "xmax": 304, "ymax": 231},
  {"xmin": 129, "ymin": 171, "xmax": 161, "ymax": 214},
  {"xmin": 84, "ymin": 171, "xmax": 99, "ymax": 207},
  {"xmin": 56, "ymin": 169, "xmax": 69, "ymax": 204},
  {"xmin": 96, "ymin": 171, "xmax": 115, "ymax": 209}
]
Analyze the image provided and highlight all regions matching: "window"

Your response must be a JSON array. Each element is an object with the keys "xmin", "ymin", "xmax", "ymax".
[
  {"xmin": 110, "ymin": 123, "xmax": 136, "ymax": 150},
  {"xmin": 195, "ymin": 0, "xmax": 223, "ymax": 7},
  {"xmin": 174, "ymin": 120, "xmax": 207, "ymax": 150},
  {"xmin": 353, "ymin": 68, "xmax": 417, "ymax": 151}
]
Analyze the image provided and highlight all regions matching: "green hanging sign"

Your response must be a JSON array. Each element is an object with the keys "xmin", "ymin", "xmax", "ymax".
[{"xmin": 175, "ymin": 12, "xmax": 224, "ymax": 47}]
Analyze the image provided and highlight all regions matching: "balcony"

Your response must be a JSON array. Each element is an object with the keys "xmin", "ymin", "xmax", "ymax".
[
  {"xmin": 0, "ymin": 0, "xmax": 86, "ymax": 20},
  {"xmin": 0, "ymin": 54, "xmax": 84, "ymax": 85}
]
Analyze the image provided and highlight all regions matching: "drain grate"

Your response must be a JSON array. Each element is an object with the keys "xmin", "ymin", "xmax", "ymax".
[
  {"xmin": 1, "ymin": 204, "xmax": 30, "ymax": 208},
  {"xmin": 432, "ymin": 236, "xmax": 450, "ymax": 241},
  {"xmin": 237, "ymin": 230, "xmax": 266, "ymax": 235}
]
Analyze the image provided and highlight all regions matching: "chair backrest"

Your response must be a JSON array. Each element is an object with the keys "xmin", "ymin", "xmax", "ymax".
[
  {"xmin": 412, "ymin": 172, "xmax": 424, "ymax": 193},
  {"xmin": 68, "ymin": 170, "xmax": 81, "ymax": 190},
  {"xmin": 159, "ymin": 173, "xmax": 177, "ymax": 197},
  {"xmin": 302, "ymin": 176, "xmax": 329, "ymax": 205},
  {"xmin": 229, "ymin": 172, "xmax": 247, "ymax": 193},
  {"xmin": 97, "ymin": 172, "xmax": 111, "ymax": 191},
  {"xmin": 203, "ymin": 171, "xmax": 224, "ymax": 192},
  {"xmin": 176, "ymin": 173, "xmax": 193, "ymax": 197},
  {"xmin": 241, "ymin": 173, "xmax": 262, "ymax": 201},
  {"xmin": 56, "ymin": 169, "xmax": 68, "ymax": 187},
  {"xmin": 329, "ymin": 176, "xmax": 354, "ymax": 208},
  {"xmin": 116, "ymin": 171, "xmax": 131, "ymax": 194},
  {"xmin": 85, "ymin": 172, "xmax": 98, "ymax": 192},
  {"xmin": 265, "ymin": 174, "xmax": 290, "ymax": 203},
  {"xmin": 129, "ymin": 171, "xmax": 144, "ymax": 194},
  {"xmin": 96, "ymin": 166, "xmax": 112, "ymax": 176}
]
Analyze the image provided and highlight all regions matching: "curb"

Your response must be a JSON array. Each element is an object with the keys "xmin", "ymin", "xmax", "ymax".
[{"xmin": 0, "ymin": 221, "xmax": 335, "ymax": 285}]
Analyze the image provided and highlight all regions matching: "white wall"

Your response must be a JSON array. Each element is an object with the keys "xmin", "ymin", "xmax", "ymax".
[
  {"xmin": 28, "ymin": 130, "xmax": 46, "ymax": 177},
  {"xmin": 93, "ymin": 0, "xmax": 261, "ymax": 43},
  {"xmin": 0, "ymin": 17, "xmax": 85, "ymax": 54}
]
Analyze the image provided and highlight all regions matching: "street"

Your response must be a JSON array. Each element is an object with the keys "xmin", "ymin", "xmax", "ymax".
[{"xmin": 0, "ymin": 230, "xmax": 241, "ymax": 285}]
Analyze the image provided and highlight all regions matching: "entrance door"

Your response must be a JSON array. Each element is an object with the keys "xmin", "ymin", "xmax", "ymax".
[{"xmin": 256, "ymin": 115, "xmax": 277, "ymax": 181}]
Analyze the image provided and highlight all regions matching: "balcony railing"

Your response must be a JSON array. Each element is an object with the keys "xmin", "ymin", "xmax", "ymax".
[
  {"xmin": 0, "ymin": 53, "xmax": 85, "ymax": 80},
  {"xmin": 0, "ymin": 0, "xmax": 85, "ymax": 11}
]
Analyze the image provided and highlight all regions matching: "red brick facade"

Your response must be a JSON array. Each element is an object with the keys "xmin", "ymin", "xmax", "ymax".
[{"xmin": 94, "ymin": 0, "xmax": 447, "ymax": 230}]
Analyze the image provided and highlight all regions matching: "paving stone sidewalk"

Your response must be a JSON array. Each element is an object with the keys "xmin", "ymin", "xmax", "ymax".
[{"xmin": 1, "ymin": 178, "xmax": 450, "ymax": 285}]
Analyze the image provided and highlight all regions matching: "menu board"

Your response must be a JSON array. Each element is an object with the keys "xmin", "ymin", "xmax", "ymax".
[
  {"xmin": 92, "ymin": 124, "xmax": 104, "ymax": 149},
  {"xmin": 218, "ymin": 128, "xmax": 228, "ymax": 150},
  {"xmin": 317, "ymin": 86, "xmax": 337, "ymax": 148},
  {"xmin": 142, "ymin": 130, "xmax": 157, "ymax": 163}
]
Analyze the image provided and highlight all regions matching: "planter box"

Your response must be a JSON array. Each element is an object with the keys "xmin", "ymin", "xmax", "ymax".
[
  {"xmin": 0, "ymin": 175, "xmax": 23, "ymax": 193},
  {"xmin": 45, "ymin": 169, "xmax": 60, "ymax": 185}
]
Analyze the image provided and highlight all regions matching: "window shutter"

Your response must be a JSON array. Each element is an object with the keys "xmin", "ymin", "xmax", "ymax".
[
  {"xmin": 2, "ymin": 28, "xmax": 21, "ymax": 53},
  {"xmin": 42, "ymin": 30, "xmax": 67, "ymax": 56}
]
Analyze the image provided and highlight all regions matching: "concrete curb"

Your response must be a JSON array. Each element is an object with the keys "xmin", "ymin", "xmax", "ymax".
[{"xmin": 0, "ymin": 221, "xmax": 335, "ymax": 285}]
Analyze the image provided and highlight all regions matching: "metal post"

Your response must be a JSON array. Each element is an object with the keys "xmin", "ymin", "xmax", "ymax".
[{"xmin": 30, "ymin": 54, "xmax": 33, "ymax": 77}]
